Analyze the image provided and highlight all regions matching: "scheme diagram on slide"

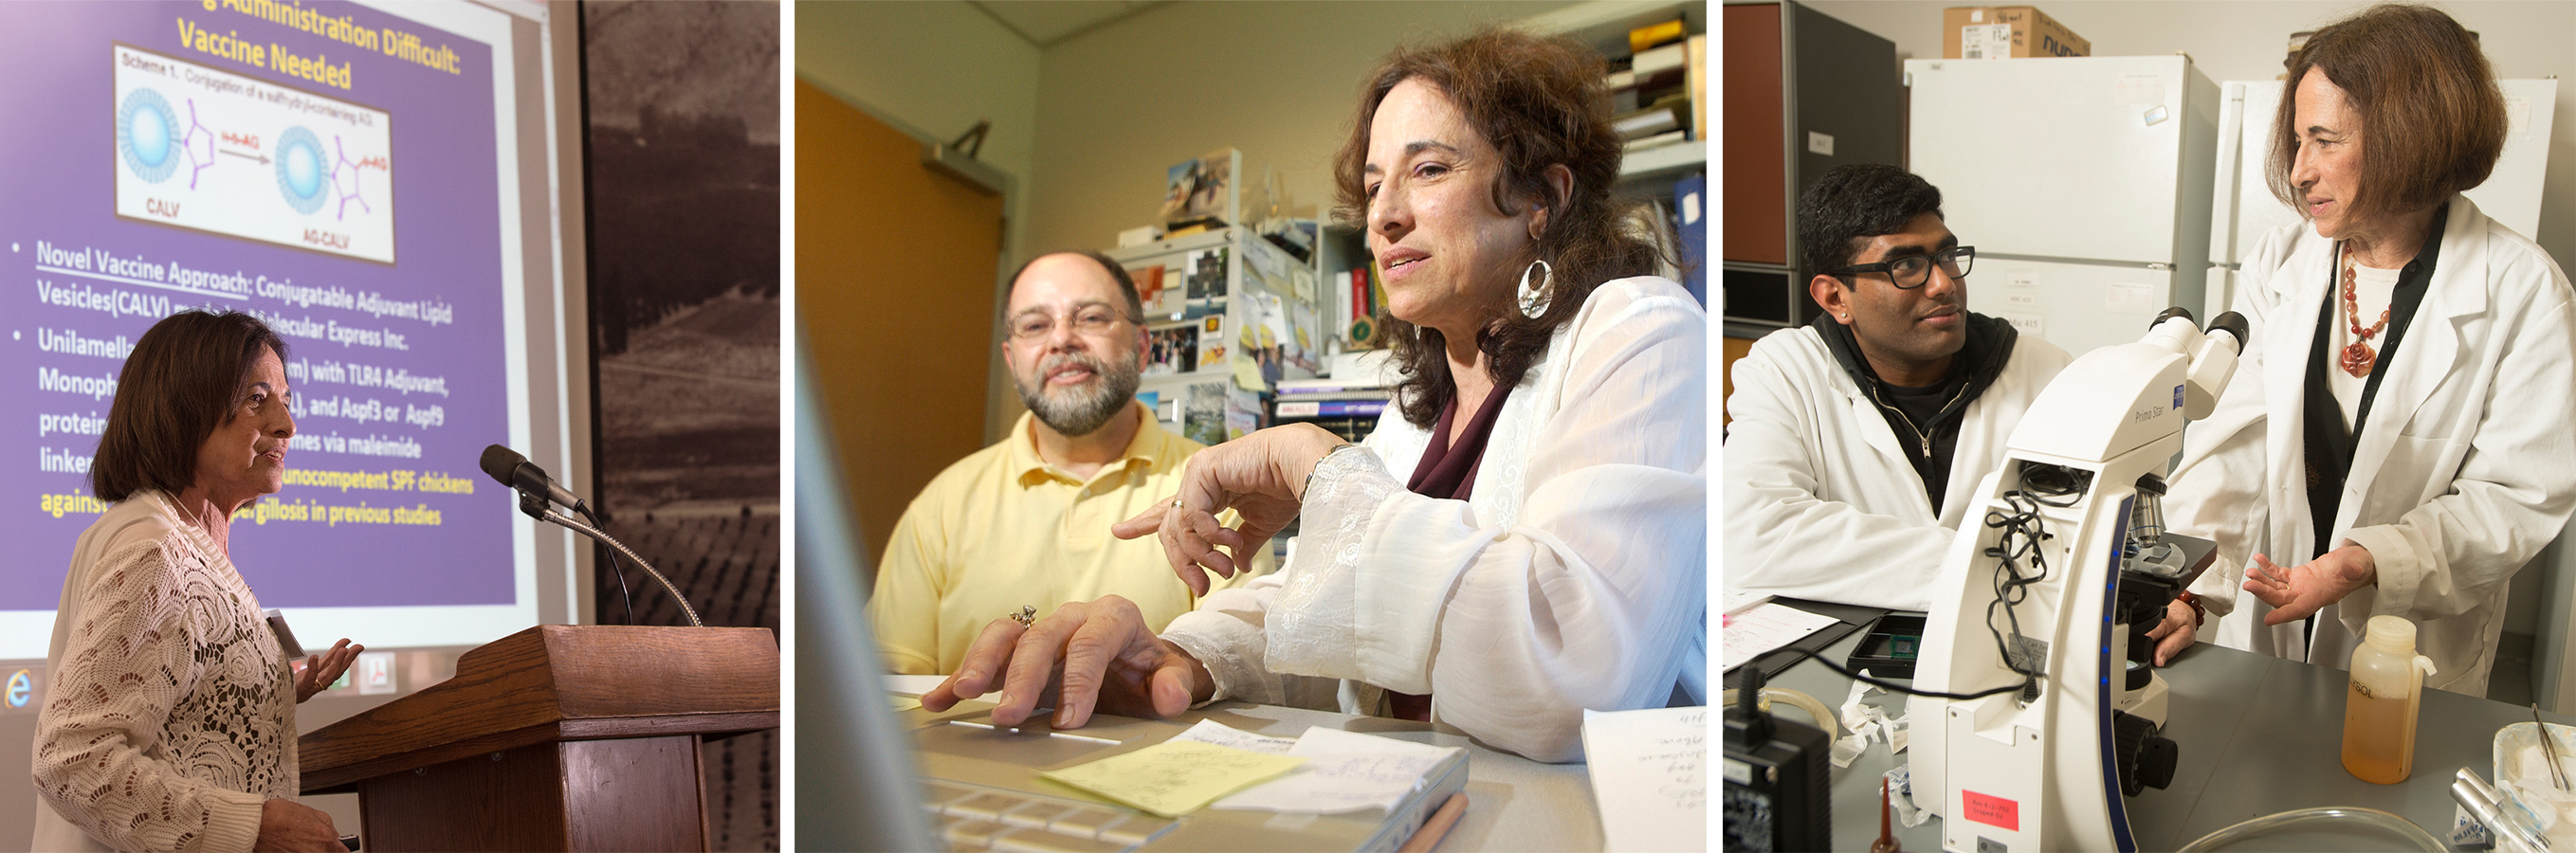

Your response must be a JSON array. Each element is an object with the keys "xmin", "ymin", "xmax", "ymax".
[{"xmin": 114, "ymin": 44, "xmax": 394, "ymax": 263}]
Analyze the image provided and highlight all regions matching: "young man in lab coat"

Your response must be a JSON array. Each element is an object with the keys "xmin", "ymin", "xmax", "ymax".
[{"xmin": 1725, "ymin": 165, "xmax": 2074, "ymax": 610}]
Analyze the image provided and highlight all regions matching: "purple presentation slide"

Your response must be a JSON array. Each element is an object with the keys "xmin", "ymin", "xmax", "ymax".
[{"xmin": 3, "ymin": 2, "xmax": 515, "ymax": 609}]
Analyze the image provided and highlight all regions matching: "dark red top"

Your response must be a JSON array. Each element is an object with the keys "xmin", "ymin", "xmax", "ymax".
[{"xmin": 1387, "ymin": 383, "xmax": 1514, "ymax": 720}]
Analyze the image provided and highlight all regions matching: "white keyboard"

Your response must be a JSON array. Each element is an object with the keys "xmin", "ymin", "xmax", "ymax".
[{"xmin": 921, "ymin": 781, "xmax": 1178, "ymax": 852}]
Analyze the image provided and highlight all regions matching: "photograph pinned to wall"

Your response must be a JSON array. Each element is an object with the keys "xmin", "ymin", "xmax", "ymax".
[
  {"xmin": 1145, "ymin": 323, "xmax": 1199, "ymax": 376},
  {"xmin": 1128, "ymin": 263, "xmax": 1168, "ymax": 315},
  {"xmin": 1237, "ymin": 249, "xmax": 1322, "ymax": 375},
  {"xmin": 1160, "ymin": 147, "xmax": 1240, "ymax": 229},
  {"xmin": 1289, "ymin": 299, "xmax": 1323, "ymax": 373},
  {"xmin": 1235, "ymin": 287, "xmax": 1296, "ymax": 387},
  {"xmin": 1225, "ymin": 386, "xmax": 1263, "ymax": 441},
  {"xmin": 1198, "ymin": 315, "xmax": 1228, "ymax": 368},
  {"xmin": 1182, "ymin": 246, "xmax": 1230, "ymax": 314},
  {"xmin": 1183, "ymin": 380, "xmax": 1229, "ymax": 445}
]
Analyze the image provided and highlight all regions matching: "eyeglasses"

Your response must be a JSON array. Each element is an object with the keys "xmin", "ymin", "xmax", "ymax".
[
  {"xmin": 1008, "ymin": 306, "xmax": 1135, "ymax": 340},
  {"xmin": 1825, "ymin": 245, "xmax": 1976, "ymax": 290}
]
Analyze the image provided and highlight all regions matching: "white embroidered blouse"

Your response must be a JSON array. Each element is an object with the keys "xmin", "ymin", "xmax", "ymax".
[
  {"xmin": 1161, "ymin": 276, "xmax": 1708, "ymax": 763},
  {"xmin": 31, "ymin": 492, "xmax": 295, "ymax": 852}
]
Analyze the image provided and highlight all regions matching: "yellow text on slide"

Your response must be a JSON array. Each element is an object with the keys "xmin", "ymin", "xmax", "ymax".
[
  {"xmin": 283, "ymin": 467, "xmax": 476, "ymax": 495},
  {"xmin": 39, "ymin": 493, "xmax": 111, "ymax": 519}
]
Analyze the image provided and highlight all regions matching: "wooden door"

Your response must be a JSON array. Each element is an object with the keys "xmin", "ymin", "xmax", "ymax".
[{"xmin": 795, "ymin": 80, "xmax": 1004, "ymax": 580}]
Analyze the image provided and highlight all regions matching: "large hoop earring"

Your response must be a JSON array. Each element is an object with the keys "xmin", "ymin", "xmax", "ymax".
[{"xmin": 1517, "ymin": 259, "xmax": 1553, "ymax": 319}]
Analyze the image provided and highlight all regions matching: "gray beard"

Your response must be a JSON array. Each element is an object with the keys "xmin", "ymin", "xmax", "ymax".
[{"xmin": 1017, "ymin": 359, "xmax": 1142, "ymax": 437}]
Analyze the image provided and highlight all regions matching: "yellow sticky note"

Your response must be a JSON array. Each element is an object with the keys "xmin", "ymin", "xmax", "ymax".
[
  {"xmin": 1233, "ymin": 354, "xmax": 1266, "ymax": 390},
  {"xmin": 1040, "ymin": 740, "xmax": 1306, "ymax": 818}
]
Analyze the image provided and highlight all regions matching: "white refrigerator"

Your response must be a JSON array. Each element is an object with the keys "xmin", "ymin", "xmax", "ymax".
[
  {"xmin": 2203, "ymin": 78, "xmax": 2558, "ymax": 318},
  {"xmin": 1904, "ymin": 56, "xmax": 2220, "ymax": 355}
]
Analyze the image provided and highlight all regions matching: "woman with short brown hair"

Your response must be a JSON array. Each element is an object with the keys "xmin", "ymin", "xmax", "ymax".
[
  {"xmin": 32, "ymin": 310, "xmax": 361, "ymax": 851},
  {"xmin": 923, "ymin": 27, "xmax": 1705, "ymax": 762},
  {"xmin": 2153, "ymin": 4, "xmax": 2576, "ymax": 697}
]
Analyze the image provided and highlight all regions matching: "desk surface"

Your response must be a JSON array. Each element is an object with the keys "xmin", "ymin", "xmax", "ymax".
[
  {"xmin": 1766, "ymin": 628, "xmax": 2565, "ymax": 850},
  {"xmin": 894, "ymin": 688, "xmax": 1603, "ymax": 852}
]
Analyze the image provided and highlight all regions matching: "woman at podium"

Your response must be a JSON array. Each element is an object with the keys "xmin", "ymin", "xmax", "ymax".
[
  {"xmin": 30, "ymin": 310, "xmax": 363, "ymax": 852},
  {"xmin": 924, "ymin": 27, "xmax": 1706, "ymax": 763}
]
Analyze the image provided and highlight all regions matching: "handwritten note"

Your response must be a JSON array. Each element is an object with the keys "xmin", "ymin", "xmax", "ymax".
[
  {"xmin": 1212, "ymin": 726, "xmax": 1463, "ymax": 814},
  {"xmin": 1582, "ymin": 706, "xmax": 1707, "ymax": 852},
  {"xmin": 1039, "ymin": 740, "xmax": 1306, "ymax": 818},
  {"xmin": 1722, "ymin": 602, "xmax": 1838, "ymax": 672}
]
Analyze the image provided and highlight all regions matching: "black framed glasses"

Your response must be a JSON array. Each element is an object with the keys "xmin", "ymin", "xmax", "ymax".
[{"xmin": 1826, "ymin": 245, "xmax": 1975, "ymax": 290}]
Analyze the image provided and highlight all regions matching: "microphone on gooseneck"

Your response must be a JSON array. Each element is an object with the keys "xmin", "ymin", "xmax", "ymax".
[
  {"xmin": 480, "ymin": 444, "xmax": 696, "ymax": 626},
  {"xmin": 479, "ymin": 444, "xmax": 583, "ymax": 513}
]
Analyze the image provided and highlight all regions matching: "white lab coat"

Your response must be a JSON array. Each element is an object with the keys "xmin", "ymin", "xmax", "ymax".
[
  {"xmin": 2167, "ymin": 197, "xmax": 2576, "ymax": 696},
  {"xmin": 1723, "ymin": 322, "xmax": 2073, "ymax": 611},
  {"xmin": 1161, "ymin": 277, "xmax": 1707, "ymax": 764}
]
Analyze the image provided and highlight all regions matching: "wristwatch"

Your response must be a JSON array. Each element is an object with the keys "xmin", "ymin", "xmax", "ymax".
[{"xmin": 2175, "ymin": 590, "xmax": 2206, "ymax": 627}]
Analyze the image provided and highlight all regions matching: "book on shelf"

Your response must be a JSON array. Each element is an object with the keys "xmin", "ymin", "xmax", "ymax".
[
  {"xmin": 1273, "ymin": 390, "xmax": 1392, "ymax": 403},
  {"xmin": 1275, "ymin": 375, "xmax": 1393, "ymax": 394},
  {"xmin": 1275, "ymin": 398, "xmax": 1389, "ymax": 419},
  {"xmin": 1625, "ymin": 130, "xmax": 1689, "ymax": 154},
  {"xmin": 1687, "ymin": 33, "xmax": 1707, "ymax": 141},
  {"xmin": 1613, "ymin": 103, "xmax": 1683, "ymax": 140},
  {"xmin": 1333, "ymin": 269, "xmax": 1352, "ymax": 347},
  {"xmin": 1368, "ymin": 263, "xmax": 1387, "ymax": 323},
  {"xmin": 1277, "ymin": 414, "xmax": 1378, "ymax": 445},
  {"xmin": 1604, "ymin": 20, "xmax": 1702, "ymax": 143},
  {"xmin": 1630, "ymin": 18, "xmax": 1686, "ymax": 54},
  {"xmin": 1633, "ymin": 41, "xmax": 1687, "ymax": 77}
]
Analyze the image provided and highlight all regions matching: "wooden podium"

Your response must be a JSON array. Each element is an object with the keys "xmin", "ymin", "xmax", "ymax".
[{"xmin": 299, "ymin": 625, "xmax": 778, "ymax": 852}]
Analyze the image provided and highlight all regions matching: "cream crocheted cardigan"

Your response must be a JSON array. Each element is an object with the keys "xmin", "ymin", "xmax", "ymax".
[{"xmin": 30, "ymin": 492, "xmax": 295, "ymax": 852}]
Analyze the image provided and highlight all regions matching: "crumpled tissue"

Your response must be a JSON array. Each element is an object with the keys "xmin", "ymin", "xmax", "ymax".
[{"xmin": 1828, "ymin": 672, "xmax": 1909, "ymax": 768}]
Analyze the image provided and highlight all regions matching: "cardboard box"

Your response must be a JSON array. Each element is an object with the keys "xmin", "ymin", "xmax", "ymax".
[{"xmin": 1943, "ymin": 7, "xmax": 2090, "ymax": 59}]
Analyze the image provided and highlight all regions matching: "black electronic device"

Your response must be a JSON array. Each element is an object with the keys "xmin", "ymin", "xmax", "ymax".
[{"xmin": 1724, "ymin": 667, "xmax": 1831, "ymax": 852}]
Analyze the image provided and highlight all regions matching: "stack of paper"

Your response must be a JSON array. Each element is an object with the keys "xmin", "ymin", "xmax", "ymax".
[
  {"xmin": 1034, "ymin": 718, "xmax": 1465, "ymax": 819},
  {"xmin": 1176, "ymin": 722, "xmax": 1463, "ymax": 814}
]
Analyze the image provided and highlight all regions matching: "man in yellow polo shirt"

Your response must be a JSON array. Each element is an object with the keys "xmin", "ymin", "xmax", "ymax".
[{"xmin": 868, "ymin": 250, "xmax": 1270, "ymax": 674}]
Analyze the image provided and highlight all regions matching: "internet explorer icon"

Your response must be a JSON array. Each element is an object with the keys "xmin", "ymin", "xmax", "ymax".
[{"xmin": 5, "ymin": 669, "xmax": 31, "ymax": 709}]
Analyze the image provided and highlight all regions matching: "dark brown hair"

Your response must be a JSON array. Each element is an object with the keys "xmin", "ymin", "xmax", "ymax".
[
  {"xmin": 1331, "ymin": 27, "xmax": 1661, "ymax": 428},
  {"xmin": 91, "ymin": 310, "xmax": 291, "ymax": 502},
  {"xmin": 2268, "ymin": 4, "xmax": 2506, "ymax": 223}
]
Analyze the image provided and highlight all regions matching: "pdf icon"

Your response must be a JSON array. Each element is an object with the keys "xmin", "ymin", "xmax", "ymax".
[{"xmin": 356, "ymin": 651, "xmax": 397, "ymax": 696}]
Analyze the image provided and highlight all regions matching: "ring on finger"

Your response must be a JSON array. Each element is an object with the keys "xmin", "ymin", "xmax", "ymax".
[{"xmin": 1007, "ymin": 605, "xmax": 1037, "ymax": 628}]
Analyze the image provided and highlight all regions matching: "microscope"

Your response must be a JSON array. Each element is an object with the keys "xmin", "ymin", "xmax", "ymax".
[{"xmin": 1907, "ymin": 308, "xmax": 2245, "ymax": 852}]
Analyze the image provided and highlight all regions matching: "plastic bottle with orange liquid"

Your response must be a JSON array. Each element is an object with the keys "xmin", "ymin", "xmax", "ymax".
[{"xmin": 2341, "ymin": 615, "xmax": 2439, "ymax": 784}]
